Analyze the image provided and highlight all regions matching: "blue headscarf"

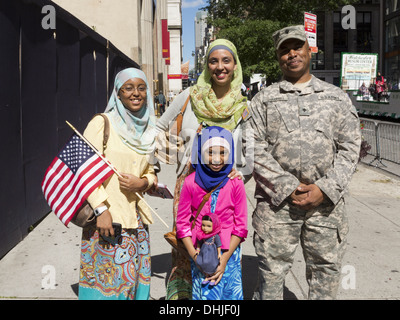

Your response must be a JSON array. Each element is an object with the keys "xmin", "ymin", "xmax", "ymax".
[
  {"xmin": 191, "ymin": 126, "xmax": 234, "ymax": 192},
  {"xmin": 104, "ymin": 68, "xmax": 156, "ymax": 154}
]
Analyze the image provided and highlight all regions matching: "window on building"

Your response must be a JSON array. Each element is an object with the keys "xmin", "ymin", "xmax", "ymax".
[
  {"xmin": 385, "ymin": 15, "xmax": 400, "ymax": 53},
  {"xmin": 333, "ymin": 11, "xmax": 348, "ymax": 70},
  {"xmin": 333, "ymin": 77, "xmax": 340, "ymax": 87},
  {"xmin": 312, "ymin": 51, "xmax": 325, "ymax": 70},
  {"xmin": 333, "ymin": 52, "xmax": 342, "ymax": 70},
  {"xmin": 386, "ymin": 0, "xmax": 400, "ymax": 14},
  {"xmin": 361, "ymin": 0, "xmax": 380, "ymax": 4},
  {"xmin": 312, "ymin": 12, "xmax": 325, "ymax": 70},
  {"xmin": 385, "ymin": 16, "xmax": 400, "ymax": 88},
  {"xmin": 357, "ymin": 12, "xmax": 372, "ymax": 52}
]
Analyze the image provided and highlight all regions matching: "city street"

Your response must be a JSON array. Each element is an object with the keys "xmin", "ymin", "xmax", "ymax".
[
  {"xmin": 1, "ymin": 0, "xmax": 400, "ymax": 305},
  {"xmin": 0, "ymin": 160, "xmax": 399, "ymax": 300}
]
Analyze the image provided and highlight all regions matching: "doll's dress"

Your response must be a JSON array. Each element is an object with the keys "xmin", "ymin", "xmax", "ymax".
[{"xmin": 196, "ymin": 234, "xmax": 221, "ymax": 275}]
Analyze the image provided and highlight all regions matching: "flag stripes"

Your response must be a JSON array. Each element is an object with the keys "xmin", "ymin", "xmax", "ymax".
[{"xmin": 41, "ymin": 134, "xmax": 114, "ymax": 226}]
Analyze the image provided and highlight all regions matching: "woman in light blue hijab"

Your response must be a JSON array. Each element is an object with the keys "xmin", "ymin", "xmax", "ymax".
[
  {"xmin": 105, "ymin": 68, "xmax": 157, "ymax": 154},
  {"xmin": 79, "ymin": 67, "xmax": 157, "ymax": 300}
]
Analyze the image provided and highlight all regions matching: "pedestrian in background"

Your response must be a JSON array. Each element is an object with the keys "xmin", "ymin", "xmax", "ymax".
[
  {"xmin": 80, "ymin": 68, "xmax": 157, "ymax": 300},
  {"xmin": 243, "ymin": 25, "xmax": 361, "ymax": 300},
  {"xmin": 155, "ymin": 39, "xmax": 250, "ymax": 300},
  {"xmin": 375, "ymin": 72, "xmax": 387, "ymax": 102},
  {"xmin": 155, "ymin": 90, "xmax": 166, "ymax": 116}
]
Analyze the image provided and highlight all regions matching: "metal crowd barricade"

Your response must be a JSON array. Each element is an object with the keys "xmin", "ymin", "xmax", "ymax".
[
  {"xmin": 359, "ymin": 117, "xmax": 400, "ymax": 167},
  {"xmin": 377, "ymin": 122, "xmax": 400, "ymax": 164},
  {"xmin": 360, "ymin": 118, "xmax": 377, "ymax": 156}
]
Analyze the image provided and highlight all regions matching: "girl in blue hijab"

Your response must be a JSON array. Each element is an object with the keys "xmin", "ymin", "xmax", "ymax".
[
  {"xmin": 176, "ymin": 126, "xmax": 248, "ymax": 300},
  {"xmin": 191, "ymin": 126, "xmax": 234, "ymax": 192}
]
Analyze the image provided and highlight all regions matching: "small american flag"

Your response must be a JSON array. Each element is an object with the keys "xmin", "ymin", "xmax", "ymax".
[{"xmin": 41, "ymin": 133, "xmax": 114, "ymax": 226}]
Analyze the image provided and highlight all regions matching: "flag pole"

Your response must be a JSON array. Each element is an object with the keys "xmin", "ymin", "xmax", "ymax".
[
  {"xmin": 65, "ymin": 121, "xmax": 169, "ymax": 229},
  {"xmin": 135, "ymin": 192, "xmax": 169, "ymax": 228}
]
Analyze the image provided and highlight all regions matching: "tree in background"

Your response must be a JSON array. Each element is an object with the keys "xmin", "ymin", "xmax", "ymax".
[{"xmin": 204, "ymin": 0, "xmax": 359, "ymax": 81}]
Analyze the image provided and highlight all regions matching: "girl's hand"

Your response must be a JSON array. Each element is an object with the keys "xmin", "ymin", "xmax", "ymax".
[
  {"xmin": 205, "ymin": 255, "xmax": 228, "ymax": 286},
  {"xmin": 118, "ymin": 173, "xmax": 148, "ymax": 193}
]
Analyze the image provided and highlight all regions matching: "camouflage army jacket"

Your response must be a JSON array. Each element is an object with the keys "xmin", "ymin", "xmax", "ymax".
[{"xmin": 243, "ymin": 75, "xmax": 361, "ymax": 207}]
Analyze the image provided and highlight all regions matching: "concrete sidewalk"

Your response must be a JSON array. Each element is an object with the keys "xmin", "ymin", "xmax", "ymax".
[{"xmin": 0, "ymin": 162, "xmax": 399, "ymax": 300}]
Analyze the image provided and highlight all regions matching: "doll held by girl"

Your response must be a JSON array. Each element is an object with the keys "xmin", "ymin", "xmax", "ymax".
[{"xmin": 196, "ymin": 214, "xmax": 222, "ymax": 286}]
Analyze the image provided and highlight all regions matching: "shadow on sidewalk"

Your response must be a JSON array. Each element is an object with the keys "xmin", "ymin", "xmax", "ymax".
[
  {"xmin": 242, "ymin": 255, "xmax": 298, "ymax": 300},
  {"xmin": 150, "ymin": 252, "xmax": 299, "ymax": 300},
  {"xmin": 69, "ymin": 252, "xmax": 299, "ymax": 300}
]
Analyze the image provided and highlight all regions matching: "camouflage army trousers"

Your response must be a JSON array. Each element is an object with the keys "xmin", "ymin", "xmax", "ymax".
[{"xmin": 252, "ymin": 199, "xmax": 348, "ymax": 300}]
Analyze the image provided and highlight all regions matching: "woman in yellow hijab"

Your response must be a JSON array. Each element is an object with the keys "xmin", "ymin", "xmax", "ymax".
[
  {"xmin": 156, "ymin": 39, "xmax": 250, "ymax": 300},
  {"xmin": 190, "ymin": 39, "xmax": 247, "ymax": 130}
]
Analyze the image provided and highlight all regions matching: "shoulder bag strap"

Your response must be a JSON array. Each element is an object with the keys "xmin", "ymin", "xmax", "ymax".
[
  {"xmin": 174, "ymin": 95, "xmax": 191, "ymax": 136},
  {"xmin": 190, "ymin": 180, "xmax": 223, "ymax": 230},
  {"xmin": 91, "ymin": 113, "xmax": 110, "ymax": 153}
]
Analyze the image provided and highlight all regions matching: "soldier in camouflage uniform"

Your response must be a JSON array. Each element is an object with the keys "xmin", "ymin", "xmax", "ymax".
[{"xmin": 242, "ymin": 25, "xmax": 361, "ymax": 299}]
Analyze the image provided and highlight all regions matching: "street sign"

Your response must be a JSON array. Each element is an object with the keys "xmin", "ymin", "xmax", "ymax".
[{"xmin": 304, "ymin": 12, "xmax": 318, "ymax": 53}]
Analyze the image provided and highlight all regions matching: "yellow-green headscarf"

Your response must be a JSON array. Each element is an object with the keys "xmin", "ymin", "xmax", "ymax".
[{"xmin": 189, "ymin": 39, "xmax": 247, "ymax": 131}]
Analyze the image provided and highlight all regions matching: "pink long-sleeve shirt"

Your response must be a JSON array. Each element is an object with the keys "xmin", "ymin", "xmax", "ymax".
[{"xmin": 176, "ymin": 172, "xmax": 248, "ymax": 250}]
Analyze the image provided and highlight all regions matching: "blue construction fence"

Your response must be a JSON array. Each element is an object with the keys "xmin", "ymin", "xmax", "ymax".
[{"xmin": 0, "ymin": 0, "xmax": 140, "ymax": 258}]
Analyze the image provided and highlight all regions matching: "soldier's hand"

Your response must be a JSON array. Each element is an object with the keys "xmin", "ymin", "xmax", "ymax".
[
  {"xmin": 228, "ymin": 168, "xmax": 243, "ymax": 180},
  {"xmin": 292, "ymin": 184, "xmax": 325, "ymax": 210},
  {"xmin": 290, "ymin": 182, "xmax": 308, "ymax": 202}
]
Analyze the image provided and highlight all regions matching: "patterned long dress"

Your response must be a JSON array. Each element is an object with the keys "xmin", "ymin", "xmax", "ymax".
[
  {"xmin": 191, "ymin": 246, "xmax": 243, "ymax": 300},
  {"xmin": 165, "ymin": 161, "xmax": 195, "ymax": 300},
  {"xmin": 79, "ymin": 215, "xmax": 151, "ymax": 300}
]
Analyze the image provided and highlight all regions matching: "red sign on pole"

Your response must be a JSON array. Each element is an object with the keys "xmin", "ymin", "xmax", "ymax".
[{"xmin": 304, "ymin": 12, "xmax": 318, "ymax": 53}]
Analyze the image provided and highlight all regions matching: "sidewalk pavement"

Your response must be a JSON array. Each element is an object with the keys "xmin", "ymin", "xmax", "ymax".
[{"xmin": 0, "ymin": 160, "xmax": 399, "ymax": 300}]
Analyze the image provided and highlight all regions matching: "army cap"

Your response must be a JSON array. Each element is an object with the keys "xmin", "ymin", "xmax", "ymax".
[{"xmin": 272, "ymin": 25, "xmax": 307, "ymax": 50}]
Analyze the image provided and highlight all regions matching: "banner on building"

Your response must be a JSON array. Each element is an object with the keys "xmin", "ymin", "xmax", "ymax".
[
  {"xmin": 161, "ymin": 19, "xmax": 169, "ymax": 59},
  {"xmin": 168, "ymin": 74, "xmax": 182, "ymax": 80},
  {"xmin": 340, "ymin": 53, "xmax": 378, "ymax": 90},
  {"xmin": 165, "ymin": 49, "xmax": 170, "ymax": 65},
  {"xmin": 181, "ymin": 61, "xmax": 189, "ymax": 79},
  {"xmin": 304, "ymin": 12, "xmax": 318, "ymax": 53}
]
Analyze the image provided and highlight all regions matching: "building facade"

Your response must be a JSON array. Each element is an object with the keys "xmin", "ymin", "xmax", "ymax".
[
  {"xmin": 194, "ymin": 10, "xmax": 207, "ymax": 75},
  {"xmin": 193, "ymin": 10, "xmax": 216, "ymax": 78},
  {"xmin": 384, "ymin": 0, "xmax": 400, "ymax": 88},
  {"xmin": 312, "ymin": 0, "xmax": 399, "ymax": 90},
  {"xmin": 167, "ymin": 0, "xmax": 183, "ymax": 95},
  {"xmin": 52, "ymin": 0, "xmax": 181, "ymax": 98},
  {"xmin": 312, "ymin": 0, "xmax": 381, "ymax": 86}
]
